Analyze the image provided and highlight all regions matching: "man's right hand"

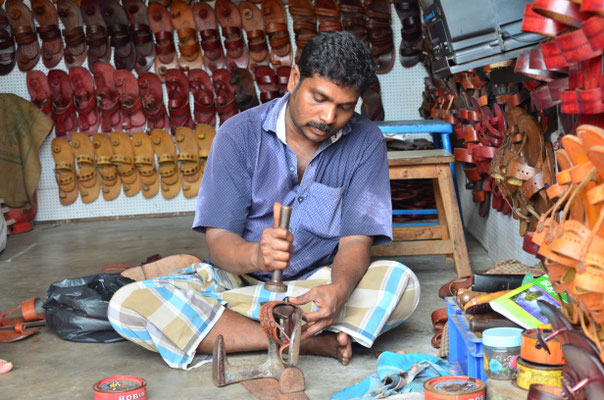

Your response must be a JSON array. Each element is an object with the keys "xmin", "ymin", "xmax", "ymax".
[{"xmin": 255, "ymin": 203, "xmax": 294, "ymax": 273}]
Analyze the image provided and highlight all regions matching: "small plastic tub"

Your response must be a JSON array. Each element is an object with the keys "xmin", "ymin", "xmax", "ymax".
[{"xmin": 482, "ymin": 327, "xmax": 523, "ymax": 380}]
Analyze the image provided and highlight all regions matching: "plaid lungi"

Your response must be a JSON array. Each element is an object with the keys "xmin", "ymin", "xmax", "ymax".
[{"xmin": 107, "ymin": 260, "xmax": 420, "ymax": 370}]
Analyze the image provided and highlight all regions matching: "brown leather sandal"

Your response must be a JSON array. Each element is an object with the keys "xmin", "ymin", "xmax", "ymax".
[
  {"xmin": 100, "ymin": 0, "xmax": 136, "ymax": 71},
  {"xmin": 148, "ymin": 3, "xmax": 178, "ymax": 82},
  {"xmin": 115, "ymin": 69, "xmax": 146, "ymax": 134},
  {"xmin": 196, "ymin": 124, "xmax": 216, "ymax": 160},
  {"xmin": 287, "ymin": 0, "xmax": 316, "ymax": 62},
  {"xmin": 150, "ymin": 129, "xmax": 181, "ymax": 199},
  {"xmin": 255, "ymin": 65, "xmax": 280, "ymax": 103},
  {"xmin": 52, "ymin": 138, "xmax": 79, "ymax": 205},
  {"xmin": 138, "ymin": 72, "xmax": 170, "ymax": 130},
  {"xmin": 361, "ymin": 80, "xmax": 385, "ymax": 121},
  {"xmin": 68, "ymin": 66, "xmax": 100, "ymax": 135},
  {"xmin": 261, "ymin": 0, "xmax": 293, "ymax": 67},
  {"xmin": 188, "ymin": 68, "xmax": 216, "ymax": 126},
  {"xmin": 215, "ymin": 0, "xmax": 249, "ymax": 70},
  {"xmin": 276, "ymin": 65, "xmax": 290, "ymax": 95},
  {"xmin": 92, "ymin": 133, "xmax": 121, "ymax": 200},
  {"xmin": 6, "ymin": 0, "xmax": 40, "ymax": 71},
  {"xmin": 170, "ymin": 0, "xmax": 203, "ymax": 72},
  {"xmin": 193, "ymin": 2, "xmax": 227, "ymax": 73},
  {"xmin": 31, "ymin": 0, "xmax": 63, "ymax": 68},
  {"xmin": 80, "ymin": 0, "xmax": 111, "ymax": 69},
  {"xmin": 70, "ymin": 132, "xmax": 100, "ymax": 203},
  {"xmin": 48, "ymin": 69, "xmax": 78, "ymax": 139},
  {"xmin": 175, "ymin": 126, "xmax": 202, "ymax": 198},
  {"xmin": 132, "ymin": 131, "xmax": 159, "ymax": 198},
  {"xmin": 0, "ymin": 8, "xmax": 16, "ymax": 76},
  {"xmin": 92, "ymin": 61, "xmax": 122, "ymax": 133},
  {"xmin": 230, "ymin": 68, "xmax": 260, "ymax": 111},
  {"xmin": 123, "ymin": 0, "xmax": 156, "ymax": 73},
  {"xmin": 213, "ymin": 68, "xmax": 239, "ymax": 124},
  {"xmin": 57, "ymin": 0, "xmax": 88, "ymax": 68},
  {"xmin": 365, "ymin": 0, "xmax": 395, "ymax": 74},
  {"xmin": 340, "ymin": 0, "xmax": 368, "ymax": 47},
  {"xmin": 26, "ymin": 70, "xmax": 52, "ymax": 119},
  {"xmin": 166, "ymin": 68, "xmax": 194, "ymax": 133},
  {"xmin": 315, "ymin": 0, "xmax": 342, "ymax": 33},
  {"xmin": 239, "ymin": 1, "xmax": 269, "ymax": 71},
  {"xmin": 111, "ymin": 130, "xmax": 142, "ymax": 197}
]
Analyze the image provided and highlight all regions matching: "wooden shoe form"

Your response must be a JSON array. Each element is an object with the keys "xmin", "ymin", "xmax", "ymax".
[
  {"xmin": 170, "ymin": 0, "xmax": 203, "ymax": 72},
  {"xmin": 31, "ymin": 0, "xmax": 64, "ymax": 68},
  {"xmin": 110, "ymin": 131, "xmax": 142, "ymax": 197},
  {"xmin": 148, "ymin": 3, "xmax": 178, "ymax": 82},
  {"xmin": 215, "ymin": 0, "xmax": 249, "ymax": 70},
  {"xmin": 51, "ymin": 138, "xmax": 79, "ymax": 205},
  {"xmin": 239, "ymin": 1, "xmax": 269, "ymax": 71},
  {"xmin": 195, "ymin": 123, "xmax": 216, "ymax": 161},
  {"xmin": 57, "ymin": 0, "xmax": 88, "ymax": 68},
  {"xmin": 132, "ymin": 131, "xmax": 159, "ymax": 198},
  {"xmin": 80, "ymin": 0, "xmax": 112, "ymax": 69},
  {"xmin": 6, "ymin": 0, "xmax": 40, "ymax": 71},
  {"xmin": 150, "ymin": 129, "xmax": 181, "ymax": 199},
  {"xmin": 92, "ymin": 133, "xmax": 121, "ymax": 200},
  {"xmin": 70, "ymin": 132, "xmax": 100, "ymax": 203},
  {"xmin": 193, "ymin": 2, "xmax": 227, "ymax": 73},
  {"xmin": 174, "ymin": 127, "xmax": 202, "ymax": 198},
  {"xmin": 261, "ymin": 0, "xmax": 293, "ymax": 67}
]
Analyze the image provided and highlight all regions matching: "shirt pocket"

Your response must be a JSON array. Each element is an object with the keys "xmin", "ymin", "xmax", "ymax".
[{"xmin": 298, "ymin": 181, "xmax": 345, "ymax": 238}]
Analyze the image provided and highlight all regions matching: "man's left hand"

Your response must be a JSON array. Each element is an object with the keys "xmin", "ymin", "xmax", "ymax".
[{"xmin": 288, "ymin": 283, "xmax": 349, "ymax": 341}]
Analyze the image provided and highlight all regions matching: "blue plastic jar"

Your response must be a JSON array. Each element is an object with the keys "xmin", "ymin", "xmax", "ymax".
[{"xmin": 482, "ymin": 327, "xmax": 523, "ymax": 380}]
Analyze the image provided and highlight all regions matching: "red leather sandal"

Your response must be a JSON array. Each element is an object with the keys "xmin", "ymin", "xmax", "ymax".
[
  {"xmin": 215, "ymin": 0, "xmax": 249, "ymax": 70},
  {"xmin": 114, "ymin": 69, "xmax": 146, "ymax": 134},
  {"xmin": 138, "ymin": 72, "xmax": 170, "ymax": 130},
  {"xmin": 255, "ymin": 65, "xmax": 281, "ymax": 103},
  {"xmin": 69, "ymin": 66, "xmax": 100, "ymax": 135},
  {"xmin": 193, "ymin": 1, "xmax": 227, "ymax": 73},
  {"xmin": 48, "ymin": 69, "xmax": 78, "ymax": 139},
  {"xmin": 166, "ymin": 68, "xmax": 194, "ymax": 133},
  {"xmin": 213, "ymin": 68, "xmax": 238, "ymax": 124},
  {"xmin": 26, "ymin": 70, "xmax": 52, "ymax": 119},
  {"xmin": 188, "ymin": 68, "xmax": 216, "ymax": 126},
  {"xmin": 92, "ymin": 61, "xmax": 123, "ymax": 132}
]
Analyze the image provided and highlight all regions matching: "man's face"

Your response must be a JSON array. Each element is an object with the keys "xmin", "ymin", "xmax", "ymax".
[{"xmin": 286, "ymin": 66, "xmax": 360, "ymax": 144}]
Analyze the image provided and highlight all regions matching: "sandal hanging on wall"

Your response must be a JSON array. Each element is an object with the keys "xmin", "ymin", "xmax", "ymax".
[
  {"xmin": 31, "ymin": 0, "xmax": 64, "ymax": 68},
  {"xmin": 70, "ymin": 132, "xmax": 100, "ymax": 203},
  {"xmin": 57, "ymin": 0, "xmax": 88, "ymax": 68},
  {"xmin": 6, "ymin": 0, "xmax": 40, "ymax": 71},
  {"xmin": 166, "ymin": 68, "xmax": 194, "ymax": 132},
  {"xmin": 26, "ymin": 70, "xmax": 52, "ymax": 119},
  {"xmin": 110, "ymin": 130, "xmax": 142, "ymax": 197},
  {"xmin": 230, "ymin": 68, "xmax": 260, "ymax": 111},
  {"xmin": 51, "ymin": 138, "xmax": 79, "ymax": 206},
  {"xmin": 174, "ymin": 126, "xmax": 203, "ymax": 198},
  {"xmin": 239, "ymin": 1, "xmax": 270, "ymax": 71},
  {"xmin": 100, "ymin": 0, "xmax": 137, "ymax": 70},
  {"xmin": 193, "ymin": 2, "xmax": 227, "ymax": 73},
  {"xmin": 132, "ymin": 131, "xmax": 159, "ymax": 198},
  {"xmin": 80, "ymin": 0, "xmax": 111, "ymax": 69},
  {"xmin": 92, "ymin": 61, "xmax": 123, "ymax": 133},
  {"xmin": 188, "ymin": 68, "xmax": 216, "ymax": 126},
  {"xmin": 171, "ymin": 0, "xmax": 203, "ymax": 72},
  {"xmin": 215, "ymin": 0, "xmax": 249, "ymax": 70},
  {"xmin": 261, "ymin": 0, "xmax": 293, "ymax": 67},
  {"xmin": 69, "ymin": 66, "xmax": 100, "ymax": 135},
  {"xmin": 138, "ymin": 72, "xmax": 170, "ymax": 130},
  {"xmin": 123, "ymin": 0, "xmax": 156, "ymax": 73},
  {"xmin": 48, "ymin": 69, "xmax": 78, "ymax": 139},
  {"xmin": 92, "ymin": 133, "xmax": 122, "ymax": 201},
  {"xmin": 148, "ymin": 3, "xmax": 178, "ymax": 82},
  {"xmin": 114, "ymin": 69, "xmax": 146, "ymax": 134},
  {"xmin": 150, "ymin": 129, "xmax": 181, "ymax": 199}
]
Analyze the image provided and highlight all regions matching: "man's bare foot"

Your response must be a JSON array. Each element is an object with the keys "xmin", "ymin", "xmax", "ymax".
[
  {"xmin": 300, "ymin": 331, "xmax": 352, "ymax": 365},
  {"xmin": 121, "ymin": 254, "xmax": 202, "ymax": 281}
]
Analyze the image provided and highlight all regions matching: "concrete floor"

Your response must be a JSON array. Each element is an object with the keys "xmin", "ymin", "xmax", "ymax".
[{"xmin": 0, "ymin": 216, "xmax": 494, "ymax": 399}]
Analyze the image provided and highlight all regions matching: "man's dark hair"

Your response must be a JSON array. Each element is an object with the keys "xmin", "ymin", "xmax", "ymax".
[{"xmin": 297, "ymin": 31, "xmax": 377, "ymax": 94}]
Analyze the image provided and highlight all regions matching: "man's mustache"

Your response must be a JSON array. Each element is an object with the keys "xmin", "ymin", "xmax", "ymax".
[{"xmin": 307, "ymin": 120, "xmax": 336, "ymax": 135}]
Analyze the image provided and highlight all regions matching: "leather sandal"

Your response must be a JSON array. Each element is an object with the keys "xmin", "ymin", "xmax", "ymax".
[
  {"xmin": 361, "ymin": 80, "xmax": 385, "ymax": 121},
  {"xmin": 438, "ymin": 275, "xmax": 473, "ymax": 298},
  {"xmin": 51, "ymin": 137, "xmax": 79, "ymax": 205},
  {"xmin": 100, "ymin": 0, "xmax": 136, "ymax": 71},
  {"xmin": 261, "ymin": 0, "xmax": 293, "ymax": 67},
  {"xmin": 92, "ymin": 133, "xmax": 121, "ymax": 200},
  {"xmin": 114, "ymin": 69, "xmax": 146, "ymax": 135},
  {"xmin": 340, "ymin": 0, "xmax": 368, "ymax": 47},
  {"xmin": 132, "ymin": 131, "xmax": 159, "ymax": 198},
  {"xmin": 48, "ymin": 69, "xmax": 78, "ymax": 139},
  {"xmin": 215, "ymin": 0, "xmax": 249, "ymax": 70},
  {"xmin": 170, "ymin": 0, "xmax": 203, "ymax": 72},
  {"xmin": 287, "ymin": 0, "xmax": 316, "ymax": 62},
  {"xmin": 365, "ymin": 0, "xmax": 395, "ymax": 74},
  {"xmin": 315, "ymin": 0, "xmax": 342, "ymax": 33},
  {"xmin": 188, "ymin": 68, "xmax": 216, "ymax": 126},
  {"xmin": 138, "ymin": 72, "xmax": 170, "ymax": 130},
  {"xmin": 150, "ymin": 129, "xmax": 181, "ymax": 199},
  {"xmin": 6, "ymin": 0, "xmax": 40, "ymax": 71},
  {"xmin": 68, "ymin": 66, "xmax": 100, "ymax": 135},
  {"xmin": 255, "ymin": 65, "xmax": 280, "ymax": 103},
  {"xmin": 196, "ymin": 123, "xmax": 216, "ymax": 160},
  {"xmin": 394, "ymin": 0, "xmax": 422, "ymax": 68},
  {"xmin": 26, "ymin": 70, "xmax": 52, "ymax": 119},
  {"xmin": 0, "ymin": 298, "xmax": 45, "ymax": 343},
  {"xmin": 80, "ymin": 0, "xmax": 111, "ymax": 69},
  {"xmin": 57, "ymin": 0, "xmax": 87, "ymax": 68},
  {"xmin": 0, "ymin": 8, "xmax": 16, "ymax": 76},
  {"xmin": 193, "ymin": 1, "xmax": 227, "ymax": 73},
  {"xmin": 31, "ymin": 0, "xmax": 63, "ymax": 68},
  {"xmin": 166, "ymin": 68, "xmax": 194, "ymax": 133},
  {"xmin": 148, "ymin": 3, "xmax": 178, "ymax": 82},
  {"xmin": 276, "ymin": 65, "xmax": 290, "ymax": 94},
  {"xmin": 213, "ymin": 68, "xmax": 239, "ymax": 124},
  {"xmin": 70, "ymin": 132, "xmax": 100, "ymax": 203},
  {"xmin": 110, "ymin": 131, "xmax": 141, "ymax": 197},
  {"xmin": 123, "ymin": 0, "xmax": 155, "ymax": 73},
  {"xmin": 175, "ymin": 127, "xmax": 202, "ymax": 198},
  {"xmin": 230, "ymin": 68, "xmax": 260, "ymax": 111},
  {"xmin": 239, "ymin": 1, "xmax": 270, "ymax": 70},
  {"xmin": 92, "ymin": 61, "xmax": 122, "ymax": 133}
]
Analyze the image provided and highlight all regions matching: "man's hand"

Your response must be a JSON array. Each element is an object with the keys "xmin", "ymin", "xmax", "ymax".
[
  {"xmin": 288, "ymin": 283, "xmax": 349, "ymax": 341},
  {"xmin": 255, "ymin": 203, "xmax": 294, "ymax": 273}
]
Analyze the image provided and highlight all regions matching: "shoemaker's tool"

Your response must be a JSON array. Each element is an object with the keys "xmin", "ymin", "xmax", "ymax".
[
  {"xmin": 213, "ymin": 301, "xmax": 305, "ymax": 395},
  {"xmin": 264, "ymin": 204, "xmax": 292, "ymax": 294},
  {"xmin": 92, "ymin": 375, "xmax": 147, "ymax": 400},
  {"xmin": 423, "ymin": 375, "xmax": 486, "ymax": 400}
]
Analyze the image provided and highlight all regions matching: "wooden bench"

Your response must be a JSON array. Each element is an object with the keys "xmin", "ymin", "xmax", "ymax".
[{"xmin": 371, "ymin": 149, "xmax": 471, "ymax": 277}]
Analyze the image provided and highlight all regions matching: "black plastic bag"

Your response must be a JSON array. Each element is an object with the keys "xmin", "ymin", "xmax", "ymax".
[{"xmin": 43, "ymin": 273, "xmax": 134, "ymax": 343}]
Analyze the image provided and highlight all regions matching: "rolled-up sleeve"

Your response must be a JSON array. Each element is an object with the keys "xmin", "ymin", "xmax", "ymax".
[
  {"xmin": 340, "ymin": 135, "xmax": 392, "ymax": 245},
  {"xmin": 192, "ymin": 120, "xmax": 253, "ymax": 235}
]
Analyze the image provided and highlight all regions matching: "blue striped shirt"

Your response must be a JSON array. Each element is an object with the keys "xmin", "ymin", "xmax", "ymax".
[{"xmin": 193, "ymin": 94, "xmax": 392, "ymax": 280}]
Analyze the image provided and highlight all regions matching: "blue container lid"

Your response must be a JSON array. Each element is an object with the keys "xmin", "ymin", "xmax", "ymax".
[{"xmin": 482, "ymin": 327, "xmax": 523, "ymax": 348}]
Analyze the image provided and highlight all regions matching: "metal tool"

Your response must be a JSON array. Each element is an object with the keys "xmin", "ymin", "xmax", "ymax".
[
  {"xmin": 264, "ymin": 205, "xmax": 292, "ymax": 293},
  {"xmin": 212, "ymin": 301, "xmax": 305, "ymax": 394}
]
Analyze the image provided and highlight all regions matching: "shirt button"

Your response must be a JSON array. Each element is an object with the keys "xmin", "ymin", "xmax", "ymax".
[
  {"xmin": 298, "ymin": 197, "xmax": 304, "ymax": 203},
  {"xmin": 289, "ymin": 166, "xmax": 295, "ymax": 172}
]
